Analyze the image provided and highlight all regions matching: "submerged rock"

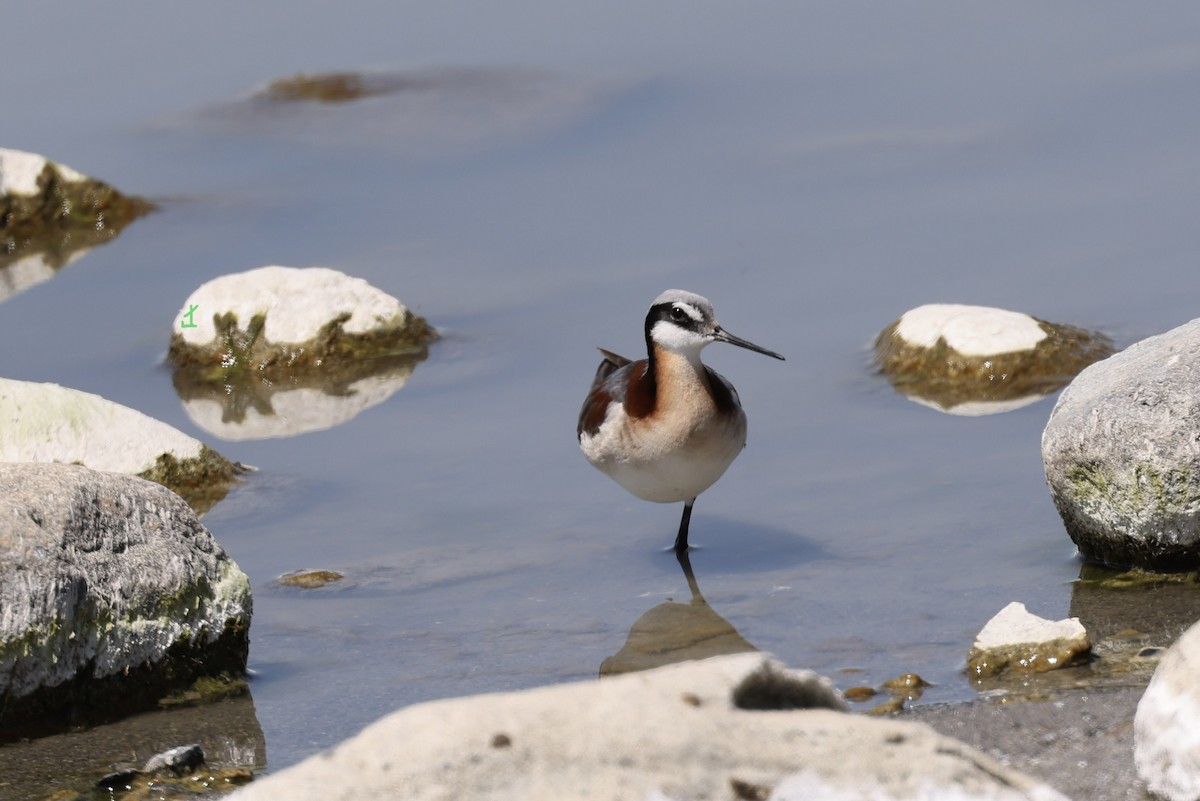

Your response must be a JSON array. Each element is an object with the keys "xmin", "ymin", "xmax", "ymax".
[
  {"xmin": 227, "ymin": 653, "xmax": 1064, "ymax": 801},
  {"xmin": 0, "ymin": 377, "xmax": 243, "ymax": 512},
  {"xmin": 1043, "ymin": 317, "xmax": 1200, "ymax": 571},
  {"xmin": 156, "ymin": 67, "xmax": 636, "ymax": 157},
  {"xmin": 967, "ymin": 601, "xmax": 1091, "ymax": 679},
  {"xmin": 874, "ymin": 303, "xmax": 1113, "ymax": 415},
  {"xmin": 278, "ymin": 569, "xmax": 344, "ymax": 589},
  {"xmin": 1135, "ymin": 616, "xmax": 1200, "ymax": 801},
  {"xmin": 0, "ymin": 147, "xmax": 153, "ymax": 303},
  {"xmin": 168, "ymin": 266, "xmax": 435, "ymax": 440},
  {"xmin": 0, "ymin": 463, "xmax": 251, "ymax": 740}
]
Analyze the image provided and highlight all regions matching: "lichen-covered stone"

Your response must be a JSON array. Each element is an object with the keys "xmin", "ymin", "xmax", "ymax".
[
  {"xmin": 1043, "ymin": 317, "xmax": 1200, "ymax": 570},
  {"xmin": 967, "ymin": 602, "xmax": 1091, "ymax": 679},
  {"xmin": 874, "ymin": 303, "xmax": 1113, "ymax": 415},
  {"xmin": 0, "ymin": 147, "xmax": 153, "ymax": 302},
  {"xmin": 0, "ymin": 464, "xmax": 251, "ymax": 740},
  {"xmin": 0, "ymin": 377, "xmax": 243, "ymax": 512}
]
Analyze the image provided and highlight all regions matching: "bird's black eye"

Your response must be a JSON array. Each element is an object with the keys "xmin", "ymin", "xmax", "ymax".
[{"xmin": 670, "ymin": 306, "xmax": 686, "ymax": 320}]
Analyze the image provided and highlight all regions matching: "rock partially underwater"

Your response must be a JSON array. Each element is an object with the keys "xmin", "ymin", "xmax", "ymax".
[
  {"xmin": 0, "ymin": 463, "xmax": 251, "ymax": 740},
  {"xmin": 967, "ymin": 601, "xmax": 1091, "ymax": 681},
  {"xmin": 874, "ymin": 303, "xmax": 1113, "ymax": 416},
  {"xmin": 1043, "ymin": 317, "xmax": 1200, "ymax": 571},
  {"xmin": 168, "ymin": 265, "xmax": 435, "ymax": 440},
  {"xmin": 0, "ymin": 147, "xmax": 152, "ymax": 303},
  {"xmin": 0, "ymin": 377, "xmax": 243, "ymax": 513},
  {"xmin": 154, "ymin": 66, "xmax": 637, "ymax": 158}
]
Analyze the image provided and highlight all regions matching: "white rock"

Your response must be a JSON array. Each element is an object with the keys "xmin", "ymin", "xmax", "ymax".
[
  {"xmin": 1135, "ymin": 618, "xmax": 1200, "ymax": 801},
  {"xmin": 895, "ymin": 304, "xmax": 1047, "ymax": 356},
  {"xmin": 0, "ymin": 378, "xmax": 204, "ymax": 474},
  {"xmin": 0, "ymin": 147, "xmax": 86, "ymax": 196},
  {"xmin": 228, "ymin": 653, "xmax": 1066, "ymax": 801},
  {"xmin": 974, "ymin": 602, "xmax": 1087, "ymax": 651},
  {"xmin": 173, "ymin": 265, "xmax": 411, "ymax": 346},
  {"xmin": 767, "ymin": 768, "xmax": 1068, "ymax": 801},
  {"xmin": 1042, "ymin": 316, "xmax": 1200, "ymax": 570}
]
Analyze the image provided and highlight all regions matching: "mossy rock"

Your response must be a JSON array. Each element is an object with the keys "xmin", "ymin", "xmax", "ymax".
[
  {"xmin": 874, "ymin": 304, "xmax": 1114, "ymax": 414},
  {"xmin": 0, "ymin": 147, "xmax": 153, "ymax": 275},
  {"xmin": 167, "ymin": 266, "xmax": 436, "ymax": 437}
]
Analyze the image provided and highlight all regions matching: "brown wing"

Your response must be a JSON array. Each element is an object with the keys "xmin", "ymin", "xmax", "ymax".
[{"xmin": 577, "ymin": 349, "xmax": 633, "ymax": 439}]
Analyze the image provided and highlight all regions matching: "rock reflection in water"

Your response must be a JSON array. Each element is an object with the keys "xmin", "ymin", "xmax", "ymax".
[
  {"xmin": 172, "ymin": 356, "xmax": 425, "ymax": 441},
  {"xmin": 600, "ymin": 551, "xmax": 757, "ymax": 677}
]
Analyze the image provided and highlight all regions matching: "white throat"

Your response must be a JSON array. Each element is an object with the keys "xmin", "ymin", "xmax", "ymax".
[{"xmin": 650, "ymin": 320, "xmax": 711, "ymax": 366}]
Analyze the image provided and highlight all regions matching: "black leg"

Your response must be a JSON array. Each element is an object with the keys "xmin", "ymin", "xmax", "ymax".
[{"xmin": 673, "ymin": 498, "xmax": 696, "ymax": 553}]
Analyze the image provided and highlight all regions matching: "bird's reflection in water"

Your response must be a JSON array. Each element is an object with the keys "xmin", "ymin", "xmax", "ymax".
[{"xmin": 600, "ymin": 550, "xmax": 758, "ymax": 676}]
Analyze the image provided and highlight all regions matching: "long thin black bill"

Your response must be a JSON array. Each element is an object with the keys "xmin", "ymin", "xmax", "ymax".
[{"xmin": 713, "ymin": 327, "xmax": 785, "ymax": 360}]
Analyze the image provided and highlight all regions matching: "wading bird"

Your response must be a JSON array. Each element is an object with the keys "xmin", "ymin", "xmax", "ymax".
[{"xmin": 577, "ymin": 290, "xmax": 784, "ymax": 551}]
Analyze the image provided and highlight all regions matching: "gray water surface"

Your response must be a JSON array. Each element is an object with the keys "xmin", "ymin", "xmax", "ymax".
[{"xmin": 3, "ymin": 1, "xmax": 1200, "ymax": 782}]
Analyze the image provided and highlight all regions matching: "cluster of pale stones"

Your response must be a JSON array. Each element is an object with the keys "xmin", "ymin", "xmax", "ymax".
[
  {"xmin": 877, "ymin": 303, "xmax": 1200, "ymax": 799},
  {"xmin": 1, "ymin": 150, "xmax": 436, "ymax": 742}
]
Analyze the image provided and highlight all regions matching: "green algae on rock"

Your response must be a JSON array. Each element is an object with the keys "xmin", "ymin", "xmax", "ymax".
[
  {"xmin": 168, "ymin": 266, "xmax": 436, "ymax": 440},
  {"xmin": 1043, "ymin": 317, "xmax": 1200, "ymax": 571},
  {"xmin": 0, "ymin": 147, "xmax": 153, "ymax": 303},
  {"xmin": 874, "ymin": 304, "xmax": 1114, "ymax": 415},
  {"xmin": 0, "ymin": 377, "xmax": 243, "ymax": 513}
]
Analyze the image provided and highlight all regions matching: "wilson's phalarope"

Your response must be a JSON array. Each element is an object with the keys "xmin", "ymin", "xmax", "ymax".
[{"xmin": 577, "ymin": 289, "xmax": 785, "ymax": 552}]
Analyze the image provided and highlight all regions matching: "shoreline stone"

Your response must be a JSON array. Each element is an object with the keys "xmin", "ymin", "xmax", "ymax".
[
  {"xmin": 0, "ymin": 377, "xmax": 243, "ymax": 512},
  {"xmin": 967, "ymin": 602, "xmax": 1091, "ymax": 679},
  {"xmin": 227, "ymin": 653, "xmax": 1066, "ymax": 801},
  {"xmin": 1043, "ymin": 316, "xmax": 1200, "ymax": 570},
  {"xmin": 1135, "ymin": 616, "xmax": 1200, "ymax": 800},
  {"xmin": 0, "ymin": 464, "xmax": 251, "ymax": 741}
]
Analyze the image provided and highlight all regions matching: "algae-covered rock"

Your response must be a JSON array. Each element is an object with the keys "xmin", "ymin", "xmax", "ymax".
[
  {"xmin": 967, "ymin": 601, "xmax": 1091, "ymax": 679},
  {"xmin": 168, "ymin": 266, "xmax": 435, "ymax": 440},
  {"xmin": 0, "ymin": 463, "xmax": 251, "ymax": 740},
  {"xmin": 0, "ymin": 147, "xmax": 153, "ymax": 302},
  {"xmin": 0, "ymin": 377, "xmax": 243, "ymax": 513},
  {"xmin": 1043, "ymin": 317, "xmax": 1200, "ymax": 571},
  {"xmin": 874, "ymin": 304, "xmax": 1113, "ymax": 415}
]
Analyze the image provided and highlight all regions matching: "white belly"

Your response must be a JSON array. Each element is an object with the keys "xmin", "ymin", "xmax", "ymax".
[{"xmin": 580, "ymin": 407, "xmax": 747, "ymax": 503}]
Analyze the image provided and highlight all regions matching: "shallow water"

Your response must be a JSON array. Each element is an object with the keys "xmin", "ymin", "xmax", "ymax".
[{"xmin": 4, "ymin": 1, "xmax": 1200, "ymax": 788}]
